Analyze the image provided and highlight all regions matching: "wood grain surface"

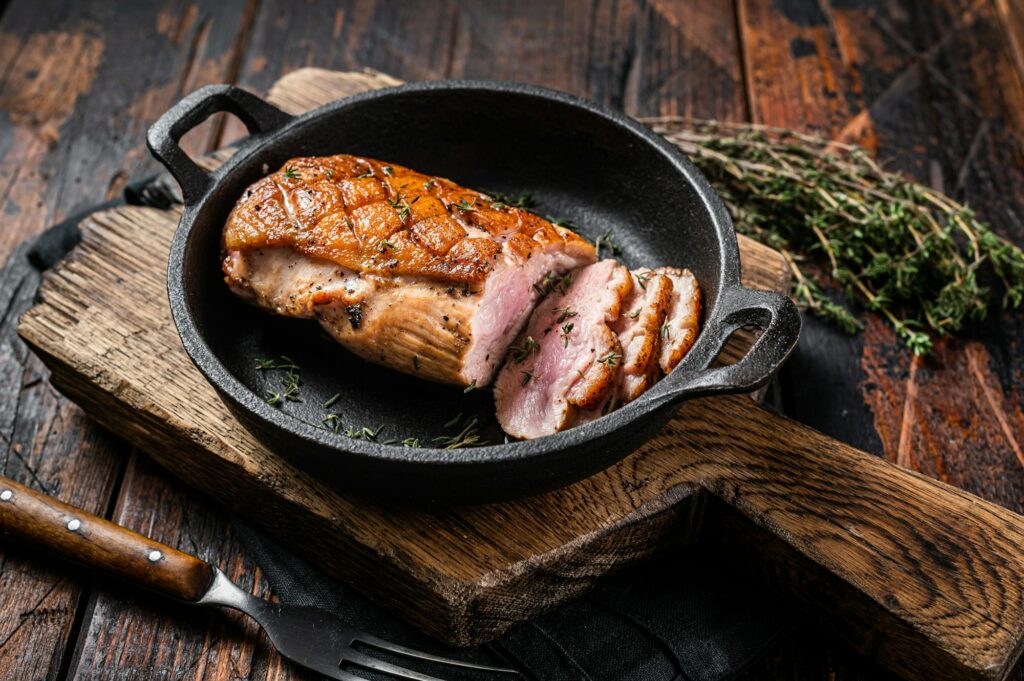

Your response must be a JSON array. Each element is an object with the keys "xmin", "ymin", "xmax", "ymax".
[
  {"xmin": 14, "ymin": 68, "xmax": 1024, "ymax": 681},
  {"xmin": 1, "ymin": 2, "xmax": 1023, "ymax": 680}
]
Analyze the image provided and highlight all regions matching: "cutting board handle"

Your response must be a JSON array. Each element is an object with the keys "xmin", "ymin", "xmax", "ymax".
[
  {"xmin": 0, "ymin": 476, "xmax": 213, "ymax": 601},
  {"xmin": 687, "ymin": 396, "xmax": 1024, "ymax": 681}
]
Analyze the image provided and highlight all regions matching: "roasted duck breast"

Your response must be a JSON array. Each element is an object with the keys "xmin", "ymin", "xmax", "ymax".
[{"xmin": 222, "ymin": 155, "xmax": 595, "ymax": 387}]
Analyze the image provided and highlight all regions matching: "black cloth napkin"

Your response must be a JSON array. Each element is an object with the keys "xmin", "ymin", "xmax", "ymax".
[
  {"xmin": 25, "ymin": 178, "xmax": 798, "ymax": 681},
  {"xmin": 234, "ymin": 520, "xmax": 795, "ymax": 681}
]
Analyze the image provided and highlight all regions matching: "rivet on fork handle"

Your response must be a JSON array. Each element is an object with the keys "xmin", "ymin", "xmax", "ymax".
[{"xmin": 0, "ymin": 476, "xmax": 214, "ymax": 601}]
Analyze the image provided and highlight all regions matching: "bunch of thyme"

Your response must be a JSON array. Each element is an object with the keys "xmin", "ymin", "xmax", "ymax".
[{"xmin": 643, "ymin": 117, "xmax": 1024, "ymax": 355}]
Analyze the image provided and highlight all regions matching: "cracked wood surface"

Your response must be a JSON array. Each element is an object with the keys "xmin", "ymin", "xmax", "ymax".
[{"xmin": 1, "ymin": 1, "xmax": 1024, "ymax": 680}]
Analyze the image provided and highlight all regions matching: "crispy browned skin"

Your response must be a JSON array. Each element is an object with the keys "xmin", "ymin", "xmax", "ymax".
[{"xmin": 223, "ymin": 155, "xmax": 590, "ymax": 285}]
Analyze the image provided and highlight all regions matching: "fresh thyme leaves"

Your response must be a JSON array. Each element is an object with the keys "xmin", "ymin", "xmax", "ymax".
[
  {"xmin": 324, "ymin": 393, "xmax": 342, "ymax": 408},
  {"xmin": 463, "ymin": 379, "xmax": 477, "ymax": 393},
  {"xmin": 454, "ymin": 198, "xmax": 477, "ymax": 212},
  {"xmin": 487, "ymin": 190, "xmax": 535, "ymax": 210},
  {"xmin": 381, "ymin": 165, "xmax": 394, "ymax": 176},
  {"xmin": 434, "ymin": 414, "xmax": 486, "ymax": 449},
  {"xmin": 560, "ymin": 322, "xmax": 575, "ymax": 347},
  {"xmin": 521, "ymin": 370, "xmax": 533, "ymax": 386},
  {"xmin": 283, "ymin": 166, "xmax": 301, "ymax": 180},
  {"xmin": 379, "ymin": 239, "xmax": 396, "ymax": 251},
  {"xmin": 597, "ymin": 352, "xmax": 623, "ymax": 367},
  {"xmin": 256, "ymin": 356, "xmax": 302, "ymax": 406},
  {"xmin": 389, "ymin": 193, "xmax": 412, "ymax": 221},
  {"xmin": 423, "ymin": 179, "xmax": 437, "ymax": 190},
  {"xmin": 483, "ymin": 190, "xmax": 578, "ymax": 231},
  {"xmin": 534, "ymin": 271, "xmax": 574, "ymax": 297},
  {"xmin": 554, "ymin": 306, "xmax": 578, "ymax": 323},
  {"xmin": 510, "ymin": 336, "xmax": 540, "ymax": 363},
  {"xmin": 346, "ymin": 424, "xmax": 386, "ymax": 441},
  {"xmin": 593, "ymin": 229, "xmax": 621, "ymax": 258},
  {"xmin": 402, "ymin": 437, "xmax": 421, "ymax": 448},
  {"xmin": 547, "ymin": 216, "xmax": 576, "ymax": 230},
  {"xmin": 634, "ymin": 271, "xmax": 653, "ymax": 290},
  {"xmin": 661, "ymin": 321, "xmax": 672, "ymax": 339},
  {"xmin": 645, "ymin": 117, "xmax": 1024, "ymax": 355},
  {"xmin": 256, "ymin": 356, "xmax": 298, "ymax": 371},
  {"xmin": 629, "ymin": 308, "xmax": 642, "ymax": 319},
  {"xmin": 322, "ymin": 413, "xmax": 342, "ymax": 433},
  {"xmin": 354, "ymin": 172, "xmax": 373, "ymax": 179}
]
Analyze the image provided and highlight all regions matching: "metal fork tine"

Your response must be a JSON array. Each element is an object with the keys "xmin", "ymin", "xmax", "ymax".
[
  {"xmin": 343, "ymin": 649, "xmax": 450, "ymax": 681},
  {"xmin": 353, "ymin": 634, "xmax": 520, "ymax": 676}
]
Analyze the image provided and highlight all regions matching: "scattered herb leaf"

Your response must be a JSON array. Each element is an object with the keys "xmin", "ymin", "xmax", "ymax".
[
  {"xmin": 554, "ymin": 306, "xmax": 578, "ymax": 323},
  {"xmin": 560, "ymin": 322, "xmax": 574, "ymax": 347},
  {"xmin": 510, "ymin": 336, "xmax": 540, "ymax": 363}
]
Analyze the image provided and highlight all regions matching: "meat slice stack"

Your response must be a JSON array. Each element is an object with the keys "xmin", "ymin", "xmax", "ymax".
[
  {"xmin": 492, "ymin": 260, "xmax": 632, "ymax": 439},
  {"xmin": 223, "ymin": 155, "xmax": 595, "ymax": 388},
  {"xmin": 495, "ymin": 264, "xmax": 701, "ymax": 439}
]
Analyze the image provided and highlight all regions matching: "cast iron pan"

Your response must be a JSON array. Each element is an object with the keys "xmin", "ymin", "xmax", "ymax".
[{"xmin": 147, "ymin": 82, "xmax": 801, "ymax": 502}]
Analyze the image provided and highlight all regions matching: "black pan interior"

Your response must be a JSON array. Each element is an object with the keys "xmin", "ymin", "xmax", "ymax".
[{"xmin": 184, "ymin": 88, "xmax": 726, "ymax": 448}]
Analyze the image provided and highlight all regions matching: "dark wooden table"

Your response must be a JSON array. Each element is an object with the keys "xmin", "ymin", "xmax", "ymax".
[{"xmin": 1, "ymin": 1, "xmax": 1022, "ymax": 679}]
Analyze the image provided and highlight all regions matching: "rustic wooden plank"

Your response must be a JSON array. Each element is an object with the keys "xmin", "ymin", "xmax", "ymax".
[
  {"xmin": 736, "ymin": 0, "xmax": 1024, "ymax": 678},
  {"xmin": 220, "ymin": 0, "xmax": 748, "ymax": 145},
  {"xmin": 0, "ymin": 0, "xmax": 260, "ymax": 678}
]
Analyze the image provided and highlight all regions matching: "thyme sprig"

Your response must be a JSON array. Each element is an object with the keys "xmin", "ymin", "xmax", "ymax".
[
  {"xmin": 510, "ymin": 336, "xmax": 540, "ymax": 363},
  {"xmin": 434, "ymin": 414, "xmax": 486, "ymax": 449},
  {"xmin": 645, "ymin": 117, "xmax": 1024, "ymax": 355},
  {"xmin": 256, "ymin": 356, "xmax": 302, "ymax": 406}
]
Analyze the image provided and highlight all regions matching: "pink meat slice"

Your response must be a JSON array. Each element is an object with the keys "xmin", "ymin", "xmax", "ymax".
[
  {"xmin": 574, "ymin": 269, "xmax": 673, "ymax": 423},
  {"xmin": 656, "ymin": 266, "xmax": 702, "ymax": 373},
  {"xmin": 494, "ymin": 260, "xmax": 632, "ymax": 439}
]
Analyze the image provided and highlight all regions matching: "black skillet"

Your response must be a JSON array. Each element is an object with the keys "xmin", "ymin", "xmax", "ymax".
[{"xmin": 147, "ymin": 82, "xmax": 801, "ymax": 502}]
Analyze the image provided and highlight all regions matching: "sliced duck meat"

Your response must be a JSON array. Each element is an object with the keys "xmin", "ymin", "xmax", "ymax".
[
  {"xmin": 223, "ymin": 155, "xmax": 596, "ymax": 387},
  {"xmin": 655, "ymin": 266, "xmax": 702, "ymax": 373},
  {"xmin": 494, "ymin": 260, "xmax": 632, "ymax": 439},
  {"xmin": 573, "ymin": 269, "xmax": 673, "ymax": 424}
]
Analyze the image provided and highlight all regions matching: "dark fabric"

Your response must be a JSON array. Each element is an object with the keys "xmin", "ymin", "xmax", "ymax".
[
  {"xmin": 25, "ymin": 174, "xmax": 798, "ymax": 681},
  {"xmin": 234, "ymin": 519, "xmax": 795, "ymax": 681}
]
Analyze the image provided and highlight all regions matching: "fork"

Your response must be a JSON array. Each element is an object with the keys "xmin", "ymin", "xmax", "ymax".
[{"xmin": 0, "ymin": 475, "xmax": 518, "ymax": 680}]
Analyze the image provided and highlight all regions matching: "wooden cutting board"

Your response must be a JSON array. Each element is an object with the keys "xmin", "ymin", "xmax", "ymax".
[{"xmin": 18, "ymin": 69, "xmax": 1024, "ymax": 681}]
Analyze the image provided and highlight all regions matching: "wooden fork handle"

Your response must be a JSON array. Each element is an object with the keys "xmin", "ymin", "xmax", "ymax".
[{"xmin": 0, "ymin": 476, "xmax": 213, "ymax": 601}]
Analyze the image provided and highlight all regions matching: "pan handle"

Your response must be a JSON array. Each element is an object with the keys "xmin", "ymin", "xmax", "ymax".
[
  {"xmin": 652, "ymin": 285, "xmax": 801, "ymax": 407},
  {"xmin": 146, "ymin": 84, "xmax": 293, "ymax": 205}
]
